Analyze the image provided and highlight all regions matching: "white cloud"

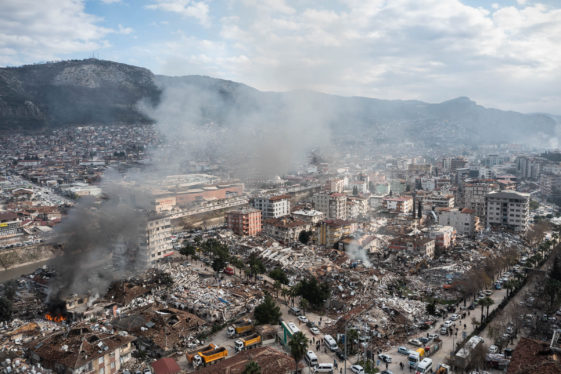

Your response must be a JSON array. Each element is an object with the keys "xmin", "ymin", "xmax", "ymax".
[
  {"xmin": 146, "ymin": 0, "xmax": 210, "ymax": 26},
  {"xmin": 117, "ymin": 24, "xmax": 133, "ymax": 35},
  {"xmin": 0, "ymin": 0, "xmax": 111, "ymax": 65},
  {"xmin": 155, "ymin": 0, "xmax": 561, "ymax": 113}
]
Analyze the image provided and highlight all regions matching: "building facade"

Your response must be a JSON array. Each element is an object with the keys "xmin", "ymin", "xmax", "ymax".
[
  {"xmin": 227, "ymin": 208, "xmax": 262, "ymax": 236},
  {"xmin": 437, "ymin": 207, "xmax": 481, "ymax": 237},
  {"xmin": 251, "ymin": 195, "xmax": 291, "ymax": 219},
  {"xmin": 144, "ymin": 216, "xmax": 173, "ymax": 263},
  {"xmin": 485, "ymin": 191, "xmax": 530, "ymax": 232},
  {"xmin": 312, "ymin": 192, "xmax": 347, "ymax": 220}
]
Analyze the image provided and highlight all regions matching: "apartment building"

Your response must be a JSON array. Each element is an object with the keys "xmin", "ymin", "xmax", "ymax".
[
  {"xmin": 312, "ymin": 192, "xmax": 347, "ymax": 220},
  {"xmin": 383, "ymin": 196, "xmax": 413, "ymax": 214},
  {"xmin": 251, "ymin": 195, "xmax": 291, "ymax": 219},
  {"xmin": 144, "ymin": 216, "xmax": 173, "ymax": 263},
  {"xmin": 227, "ymin": 208, "xmax": 262, "ymax": 236},
  {"xmin": 463, "ymin": 182, "xmax": 499, "ymax": 218},
  {"xmin": 485, "ymin": 190, "xmax": 530, "ymax": 232},
  {"xmin": 437, "ymin": 207, "xmax": 481, "ymax": 237}
]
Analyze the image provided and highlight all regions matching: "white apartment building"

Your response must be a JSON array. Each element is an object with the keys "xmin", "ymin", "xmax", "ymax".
[
  {"xmin": 144, "ymin": 216, "xmax": 173, "ymax": 263},
  {"xmin": 485, "ymin": 191, "xmax": 530, "ymax": 232},
  {"xmin": 251, "ymin": 195, "xmax": 291, "ymax": 219},
  {"xmin": 464, "ymin": 182, "xmax": 499, "ymax": 218},
  {"xmin": 312, "ymin": 192, "xmax": 347, "ymax": 220},
  {"xmin": 437, "ymin": 207, "xmax": 481, "ymax": 237}
]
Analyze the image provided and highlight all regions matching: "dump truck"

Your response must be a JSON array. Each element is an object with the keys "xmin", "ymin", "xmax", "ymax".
[
  {"xmin": 193, "ymin": 347, "xmax": 228, "ymax": 367},
  {"xmin": 425, "ymin": 338, "xmax": 442, "ymax": 357},
  {"xmin": 227, "ymin": 319, "xmax": 254, "ymax": 337},
  {"xmin": 186, "ymin": 343, "xmax": 216, "ymax": 363},
  {"xmin": 235, "ymin": 333, "xmax": 262, "ymax": 352}
]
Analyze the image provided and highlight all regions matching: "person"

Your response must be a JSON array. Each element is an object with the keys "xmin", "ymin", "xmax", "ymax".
[{"xmin": 400, "ymin": 362, "xmax": 404, "ymax": 370}]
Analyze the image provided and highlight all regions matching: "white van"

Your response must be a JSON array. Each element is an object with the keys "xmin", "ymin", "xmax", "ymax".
[
  {"xmin": 416, "ymin": 358, "xmax": 433, "ymax": 373},
  {"xmin": 313, "ymin": 363, "xmax": 334, "ymax": 373},
  {"xmin": 305, "ymin": 351, "xmax": 318, "ymax": 367},
  {"xmin": 323, "ymin": 335, "xmax": 338, "ymax": 351}
]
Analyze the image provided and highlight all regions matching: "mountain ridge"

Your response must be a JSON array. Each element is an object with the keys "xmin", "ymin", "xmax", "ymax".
[{"xmin": 0, "ymin": 59, "xmax": 557, "ymax": 146}]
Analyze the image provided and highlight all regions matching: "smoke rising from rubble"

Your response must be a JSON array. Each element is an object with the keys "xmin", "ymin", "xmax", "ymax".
[
  {"xmin": 346, "ymin": 240, "xmax": 372, "ymax": 268},
  {"xmin": 141, "ymin": 77, "xmax": 334, "ymax": 179},
  {"xmin": 48, "ymin": 171, "xmax": 150, "ymax": 300}
]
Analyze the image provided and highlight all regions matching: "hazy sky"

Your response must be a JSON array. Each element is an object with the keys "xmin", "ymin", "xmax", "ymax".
[{"xmin": 1, "ymin": 0, "xmax": 560, "ymax": 114}]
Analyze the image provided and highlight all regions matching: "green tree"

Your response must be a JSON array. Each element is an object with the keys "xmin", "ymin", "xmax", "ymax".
[
  {"xmin": 212, "ymin": 256, "xmax": 227, "ymax": 273},
  {"xmin": 426, "ymin": 302, "xmax": 436, "ymax": 315},
  {"xmin": 179, "ymin": 242, "xmax": 196, "ymax": 260},
  {"xmin": 545, "ymin": 277, "xmax": 561, "ymax": 308},
  {"xmin": 347, "ymin": 328, "xmax": 359, "ymax": 354},
  {"xmin": 254, "ymin": 293, "xmax": 281, "ymax": 325},
  {"xmin": 242, "ymin": 361, "xmax": 261, "ymax": 374},
  {"xmin": 152, "ymin": 270, "xmax": 174, "ymax": 287},
  {"xmin": 269, "ymin": 267, "xmax": 289, "ymax": 285},
  {"xmin": 288, "ymin": 332, "xmax": 308, "ymax": 373},
  {"xmin": 294, "ymin": 277, "xmax": 330, "ymax": 309},
  {"xmin": 298, "ymin": 230, "xmax": 312, "ymax": 245},
  {"xmin": 0, "ymin": 297, "xmax": 12, "ymax": 322},
  {"xmin": 248, "ymin": 252, "xmax": 266, "ymax": 280},
  {"xmin": 479, "ymin": 297, "xmax": 493, "ymax": 323},
  {"xmin": 551, "ymin": 256, "xmax": 561, "ymax": 282}
]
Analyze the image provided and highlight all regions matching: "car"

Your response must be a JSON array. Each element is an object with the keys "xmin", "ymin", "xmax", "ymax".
[
  {"xmin": 450, "ymin": 314, "xmax": 460, "ymax": 321},
  {"xmin": 428, "ymin": 333, "xmax": 438, "ymax": 340},
  {"xmin": 419, "ymin": 337, "xmax": 429, "ymax": 344},
  {"xmin": 381, "ymin": 371, "xmax": 393, "ymax": 374},
  {"xmin": 306, "ymin": 320, "xmax": 316, "ymax": 328},
  {"xmin": 468, "ymin": 303, "xmax": 475, "ymax": 310},
  {"xmin": 310, "ymin": 327, "xmax": 320, "ymax": 335},
  {"xmin": 143, "ymin": 370, "xmax": 152, "ymax": 374},
  {"xmin": 444, "ymin": 320, "xmax": 453, "ymax": 328},
  {"xmin": 489, "ymin": 345, "xmax": 499, "ymax": 354},
  {"xmin": 484, "ymin": 290, "xmax": 493, "ymax": 296},
  {"xmin": 506, "ymin": 326, "xmax": 514, "ymax": 335},
  {"xmin": 408, "ymin": 339, "xmax": 422, "ymax": 347},
  {"xmin": 440, "ymin": 326, "xmax": 448, "ymax": 335},
  {"xmin": 336, "ymin": 350, "xmax": 347, "ymax": 361},
  {"xmin": 351, "ymin": 365, "xmax": 365, "ymax": 374},
  {"xmin": 397, "ymin": 346, "xmax": 410, "ymax": 355},
  {"xmin": 289, "ymin": 306, "xmax": 302, "ymax": 316},
  {"xmin": 378, "ymin": 354, "xmax": 392, "ymax": 363},
  {"xmin": 298, "ymin": 315, "xmax": 309, "ymax": 324}
]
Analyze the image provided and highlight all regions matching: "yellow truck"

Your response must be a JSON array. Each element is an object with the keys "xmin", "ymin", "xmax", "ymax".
[
  {"xmin": 194, "ymin": 347, "xmax": 228, "ymax": 367},
  {"xmin": 227, "ymin": 319, "xmax": 254, "ymax": 338},
  {"xmin": 186, "ymin": 343, "xmax": 216, "ymax": 363},
  {"xmin": 235, "ymin": 333, "xmax": 262, "ymax": 352}
]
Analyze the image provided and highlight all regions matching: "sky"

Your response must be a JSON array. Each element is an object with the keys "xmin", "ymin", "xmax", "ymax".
[{"xmin": 1, "ymin": 0, "xmax": 561, "ymax": 114}]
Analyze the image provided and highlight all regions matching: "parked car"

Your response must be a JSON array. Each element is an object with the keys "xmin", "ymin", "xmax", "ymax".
[
  {"xmin": 289, "ymin": 306, "xmax": 302, "ymax": 316},
  {"xmin": 310, "ymin": 327, "xmax": 320, "ymax": 335},
  {"xmin": 336, "ymin": 350, "xmax": 347, "ymax": 361},
  {"xmin": 428, "ymin": 333, "xmax": 439, "ymax": 340},
  {"xmin": 378, "ymin": 354, "xmax": 392, "ymax": 363},
  {"xmin": 419, "ymin": 337, "xmax": 429, "ymax": 344},
  {"xmin": 351, "ymin": 365, "xmax": 365, "ymax": 374},
  {"xmin": 381, "ymin": 371, "xmax": 393, "ymax": 374},
  {"xmin": 450, "ymin": 314, "xmax": 460, "ymax": 321},
  {"xmin": 408, "ymin": 339, "xmax": 422, "ymax": 347},
  {"xmin": 444, "ymin": 320, "xmax": 453, "ymax": 328},
  {"xmin": 489, "ymin": 345, "xmax": 499, "ymax": 354},
  {"xmin": 398, "ymin": 346, "xmax": 410, "ymax": 355},
  {"xmin": 298, "ymin": 315, "xmax": 309, "ymax": 324}
]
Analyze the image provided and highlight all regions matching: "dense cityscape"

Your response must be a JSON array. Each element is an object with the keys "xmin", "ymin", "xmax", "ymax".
[{"xmin": 0, "ymin": 122, "xmax": 560, "ymax": 374}]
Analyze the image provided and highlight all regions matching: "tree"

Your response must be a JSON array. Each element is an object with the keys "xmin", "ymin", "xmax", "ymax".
[
  {"xmin": 179, "ymin": 242, "xmax": 196, "ymax": 260},
  {"xmin": 152, "ymin": 270, "xmax": 174, "ymax": 287},
  {"xmin": 242, "ymin": 361, "xmax": 261, "ymax": 374},
  {"xmin": 274, "ymin": 280, "xmax": 282, "ymax": 298},
  {"xmin": 426, "ymin": 302, "xmax": 436, "ymax": 315},
  {"xmin": 545, "ymin": 277, "xmax": 561, "ymax": 308},
  {"xmin": 551, "ymin": 256, "xmax": 561, "ymax": 282},
  {"xmin": 254, "ymin": 293, "xmax": 281, "ymax": 325},
  {"xmin": 347, "ymin": 328, "xmax": 359, "ymax": 354},
  {"xmin": 248, "ymin": 252, "xmax": 266, "ymax": 280},
  {"xmin": 479, "ymin": 297, "xmax": 494, "ymax": 323},
  {"xmin": 294, "ymin": 277, "xmax": 330, "ymax": 309},
  {"xmin": 298, "ymin": 230, "xmax": 312, "ymax": 245},
  {"xmin": 269, "ymin": 267, "xmax": 289, "ymax": 285},
  {"xmin": 0, "ymin": 297, "xmax": 12, "ymax": 322},
  {"xmin": 212, "ymin": 256, "xmax": 227, "ymax": 273},
  {"xmin": 288, "ymin": 332, "xmax": 308, "ymax": 373}
]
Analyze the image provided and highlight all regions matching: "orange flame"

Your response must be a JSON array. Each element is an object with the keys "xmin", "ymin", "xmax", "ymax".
[{"xmin": 45, "ymin": 313, "xmax": 66, "ymax": 322}]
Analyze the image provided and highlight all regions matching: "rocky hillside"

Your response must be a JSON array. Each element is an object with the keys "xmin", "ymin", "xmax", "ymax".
[
  {"xmin": 0, "ymin": 59, "xmax": 160, "ymax": 131},
  {"xmin": 0, "ymin": 59, "xmax": 557, "ymax": 146}
]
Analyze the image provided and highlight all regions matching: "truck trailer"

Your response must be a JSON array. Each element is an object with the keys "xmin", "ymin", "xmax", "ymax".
[
  {"xmin": 235, "ymin": 333, "xmax": 262, "ymax": 352},
  {"xmin": 186, "ymin": 343, "xmax": 216, "ymax": 363},
  {"xmin": 227, "ymin": 319, "xmax": 254, "ymax": 337},
  {"xmin": 193, "ymin": 347, "xmax": 228, "ymax": 367}
]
